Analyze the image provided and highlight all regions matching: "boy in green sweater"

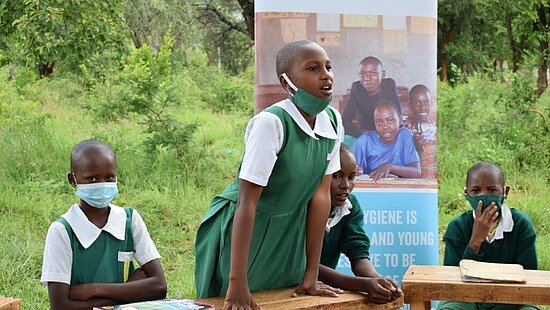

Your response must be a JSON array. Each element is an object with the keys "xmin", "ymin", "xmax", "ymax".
[{"xmin": 438, "ymin": 161, "xmax": 538, "ymax": 310}]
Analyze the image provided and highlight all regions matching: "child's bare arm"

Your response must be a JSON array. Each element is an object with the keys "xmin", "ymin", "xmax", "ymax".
[
  {"xmin": 369, "ymin": 162, "xmax": 421, "ymax": 182},
  {"xmin": 295, "ymin": 174, "xmax": 338, "ymax": 297},
  {"xmin": 223, "ymin": 179, "xmax": 263, "ymax": 309},
  {"xmin": 67, "ymin": 258, "xmax": 167, "ymax": 303},
  {"xmin": 350, "ymin": 258, "xmax": 381, "ymax": 278},
  {"xmin": 48, "ymin": 282, "xmax": 119, "ymax": 310}
]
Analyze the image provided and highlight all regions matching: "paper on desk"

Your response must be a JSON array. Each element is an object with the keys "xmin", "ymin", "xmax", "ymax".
[
  {"xmin": 459, "ymin": 259, "xmax": 526, "ymax": 283},
  {"xmin": 93, "ymin": 299, "xmax": 214, "ymax": 310}
]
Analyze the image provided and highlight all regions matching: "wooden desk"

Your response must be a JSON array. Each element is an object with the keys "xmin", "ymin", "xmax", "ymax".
[
  {"xmin": 199, "ymin": 287, "xmax": 404, "ymax": 309},
  {"xmin": 0, "ymin": 297, "xmax": 19, "ymax": 310},
  {"xmin": 402, "ymin": 265, "xmax": 550, "ymax": 310},
  {"xmin": 355, "ymin": 177, "xmax": 437, "ymax": 189}
]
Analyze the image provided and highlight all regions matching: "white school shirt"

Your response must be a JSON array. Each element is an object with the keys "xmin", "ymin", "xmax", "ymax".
[
  {"xmin": 40, "ymin": 204, "xmax": 160, "ymax": 285},
  {"xmin": 239, "ymin": 99, "xmax": 344, "ymax": 186},
  {"xmin": 326, "ymin": 198, "xmax": 353, "ymax": 233}
]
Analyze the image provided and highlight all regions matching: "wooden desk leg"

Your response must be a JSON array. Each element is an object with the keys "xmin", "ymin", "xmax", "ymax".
[{"xmin": 410, "ymin": 300, "xmax": 431, "ymax": 310}]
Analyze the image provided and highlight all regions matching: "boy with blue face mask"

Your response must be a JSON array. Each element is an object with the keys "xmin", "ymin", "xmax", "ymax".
[
  {"xmin": 41, "ymin": 139, "xmax": 166, "ymax": 310},
  {"xmin": 438, "ymin": 161, "xmax": 538, "ymax": 310}
]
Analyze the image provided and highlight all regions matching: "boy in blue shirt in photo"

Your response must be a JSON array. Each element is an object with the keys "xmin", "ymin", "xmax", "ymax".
[{"xmin": 352, "ymin": 101, "xmax": 420, "ymax": 182}]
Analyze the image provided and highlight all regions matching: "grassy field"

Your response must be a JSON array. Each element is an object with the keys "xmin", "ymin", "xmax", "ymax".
[{"xmin": 0, "ymin": 71, "xmax": 548, "ymax": 309}]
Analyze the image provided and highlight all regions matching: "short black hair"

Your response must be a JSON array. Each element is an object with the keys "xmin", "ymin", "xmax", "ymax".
[
  {"xmin": 70, "ymin": 139, "xmax": 115, "ymax": 170},
  {"xmin": 466, "ymin": 161, "xmax": 505, "ymax": 187},
  {"xmin": 340, "ymin": 142, "xmax": 353, "ymax": 156},
  {"xmin": 409, "ymin": 84, "xmax": 430, "ymax": 97},
  {"xmin": 359, "ymin": 56, "xmax": 383, "ymax": 68},
  {"xmin": 374, "ymin": 100, "xmax": 401, "ymax": 117},
  {"xmin": 276, "ymin": 40, "xmax": 317, "ymax": 77}
]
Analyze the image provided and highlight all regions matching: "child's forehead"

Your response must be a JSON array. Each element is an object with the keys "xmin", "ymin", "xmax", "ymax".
[
  {"xmin": 72, "ymin": 151, "xmax": 116, "ymax": 172},
  {"xmin": 410, "ymin": 88, "xmax": 430, "ymax": 98},
  {"xmin": 360, "ymin": 59, "xmax": 382, "ymax": 70},
  {"xmin": 374, "ymin": 104, "xmax": 398, "ymax": 116},
  {"xmin": 294, "ymin": 44, "xmax": 328, "ymax": 62},
  {"xmin": 467, "ymin": 169, "xmax": 501, "ymax": 186}
]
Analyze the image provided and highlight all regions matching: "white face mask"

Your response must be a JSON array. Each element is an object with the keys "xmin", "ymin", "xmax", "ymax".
[{"xmin": 75, "ymin": 182, "xmax": 118, "ymax": 208}]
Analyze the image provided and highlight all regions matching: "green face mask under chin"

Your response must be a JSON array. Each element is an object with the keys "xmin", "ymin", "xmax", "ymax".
[
  {"xmin": 464, "ymin": 194, "xmax": 505, "ymax": 212},
  {"xmin": 281, "ymin": 73, "xmax": 332, "ymax": 116}
]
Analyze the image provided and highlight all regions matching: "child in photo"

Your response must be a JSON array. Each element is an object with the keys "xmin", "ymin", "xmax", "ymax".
[
  {"xmin": 41, "ymin": 139, "xmax": 167, "ymax": 310},
  {"xmin": 404, "ymin": 84, "xmax": 437, "ymax": 178},
  {"xmin": 195, "ymin": 40, "xmax": 343, "ymax": 309},
  {"xmin": 342, "ymin": 56, "xmax": 401, "ymax": 138},
  {"xmin": 352, "ymin": 100, "xmax": 421, "ymax": 182},
  {"xmin": 320, "ymin": 144, "xmax": 402, "ymax": 303},
  {"xmin": 438, "ymin": 161, "xmax": 538, "ymax": 310}
]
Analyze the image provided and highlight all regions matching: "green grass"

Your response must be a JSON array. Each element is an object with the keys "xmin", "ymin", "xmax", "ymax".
[{"xmin": 0, "ymin": 72, "xmax": 548, "ymax": 309}]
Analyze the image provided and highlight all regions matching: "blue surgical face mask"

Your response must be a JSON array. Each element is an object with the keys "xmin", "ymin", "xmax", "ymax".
[
  {"xmin": 75, "ymin": 181, "xmax": 118, "ymax": 209},
  {"xmin": 464, "ymin": 193, "xmax": 505, "ymax": 212},
  {"xmin": 281, "ymin": 73, "xmax": 332, "ymax": 116}
]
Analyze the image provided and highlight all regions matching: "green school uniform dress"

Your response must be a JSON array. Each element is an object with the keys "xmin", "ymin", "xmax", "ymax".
[
  {"xmin": 58, "ymin": 207, "xmax": 136, "ymax": 285},
  {"xmin": 195, "ymin": 101, "xmax": 341, "ymax": 298}
]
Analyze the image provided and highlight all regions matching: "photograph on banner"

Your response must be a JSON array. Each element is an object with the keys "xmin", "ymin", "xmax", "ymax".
[
  {"xmin": 255, "ymin": 11, "xmax": 437, "ymax": 181},
  {"xmin": 255, "ymin": 0, "xmax": 438, "ymax": 286}
]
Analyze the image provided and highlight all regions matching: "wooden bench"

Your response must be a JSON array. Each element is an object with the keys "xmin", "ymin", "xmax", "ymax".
[
  {"xmin": 0, "ymin": 297, "xmax": 19, "ymax": 310},
  {"xmin": 199, "ymin": 287, "xmax": 404, "ymax": 309},
  {"xmin": 402, "ymin": 265, "xmax": 550, "ymax": 310}
]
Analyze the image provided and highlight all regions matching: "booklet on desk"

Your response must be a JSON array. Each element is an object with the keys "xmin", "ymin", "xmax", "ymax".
[
  {"xmin": 459, "ymin": 259, "xmax": 526, "ymax": 283},
  {"xmin": 93, "ymin": 299, "xmax": 214, "ymax": 310}
]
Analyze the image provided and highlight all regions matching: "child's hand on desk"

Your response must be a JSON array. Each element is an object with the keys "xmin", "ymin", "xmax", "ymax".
[
  {"xmin": 223, "ymin": 282, "xmax": 260, "ymax": 310},
  {"xmin": 369, "ymin": 164, "xmax": 399, "ymax": 183},
  {"xmin": 362, "ymin": 277, "xmax": 402, "ymax": 304},
  {"xmin": 292, "ymin": 281, "xmax": 343, "ymax": 297}
]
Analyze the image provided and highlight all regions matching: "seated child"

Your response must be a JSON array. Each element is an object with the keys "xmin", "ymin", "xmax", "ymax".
[
  {"xmin": 319, "ymin": 144, "xmax": 402, "ymax": 303},
  {"xmin": 403, "ymin": 84, "xmax": 437, "ymax": 178},
  {"xmin": 438, "ymin": 161, "xmax": 538, "ymax": 310},
  {"xmin": 352, "ymin": 100, "xmax": 421, "ymax": 182},
  {"xmin": 41, "ymin": 139, "xmax": 167, "ymax": 310}
]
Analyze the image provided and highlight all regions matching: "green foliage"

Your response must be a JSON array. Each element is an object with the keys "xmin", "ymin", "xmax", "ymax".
[
  {"xmin": 89, "ymin": 37, "xmax": 199, "ymax": 161},
  {"xmin": 2, "ymin": 0, "xmax": 127, "ymax": 76},
  {"xmin": 0, "ymin": 70, "xmax": 246, "ymax": 308},
  {"xmin": 201, "ymin": 67, "xmax": 254, "ymax": 114}
]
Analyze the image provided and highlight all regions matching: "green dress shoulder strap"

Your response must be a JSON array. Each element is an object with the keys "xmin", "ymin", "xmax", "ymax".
[{"xmin": 58, "ymin": 207, "xmax": 136, "ymax": 285}]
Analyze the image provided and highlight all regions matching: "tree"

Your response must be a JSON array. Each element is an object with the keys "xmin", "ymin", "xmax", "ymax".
[
  {"xmin": 1, "ymin": 0, "xmax": 126, "ymax": 77},
  {"xmin": 197, "ymin": 0, "xmax": 254, "ymax": 74}
]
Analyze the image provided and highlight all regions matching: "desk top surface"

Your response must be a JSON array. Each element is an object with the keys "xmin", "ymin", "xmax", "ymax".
[
  {"xmin": 402, "ymin": 265, "xmax": 550, "ymax": 305},
  {"xmin": 354, "ymin": 177, "xmax": 437, "ymax": 189},
  {"xmin": 199, "ymin": 288, "xmax": 404, "ymax": 310}
]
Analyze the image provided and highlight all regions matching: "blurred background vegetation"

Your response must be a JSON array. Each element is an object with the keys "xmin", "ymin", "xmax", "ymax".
[{"xmin": 0, "ymin": 0, "xmax": 548, "ymax": 308}]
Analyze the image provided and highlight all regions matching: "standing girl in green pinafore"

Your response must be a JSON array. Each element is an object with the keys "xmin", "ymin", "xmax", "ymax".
[{"xmin": 195, "ymin": 40, "xmax": 344, "ymax": 309}]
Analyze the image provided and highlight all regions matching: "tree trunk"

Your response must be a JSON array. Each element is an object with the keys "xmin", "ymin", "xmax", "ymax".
[
  {"xmin": 39, "ymin": 62, "xmax": 55, "ymax": 77},
  {"xmin": 131, "ymin": 30, "xmax": 142, "ymax": 49},
  {"xmin": 438, "ymin": 30, "xmax": 453, "ymax": 82},
  {"xmin": 236, "ymin": 0, "xmax": 254, "ymax": 40},
  {"xmin": 535, "ymin": 5, "xmax": 549, "ymax": 97}
]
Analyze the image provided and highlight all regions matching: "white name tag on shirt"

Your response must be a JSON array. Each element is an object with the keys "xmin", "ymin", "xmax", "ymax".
[
  {"xmin": 327, "ymin": 153, "xmax": 331, "ymax": 160},
  {"xmin": 118, "ymin": 251, "xmax": 135, "ymax": 262}
]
